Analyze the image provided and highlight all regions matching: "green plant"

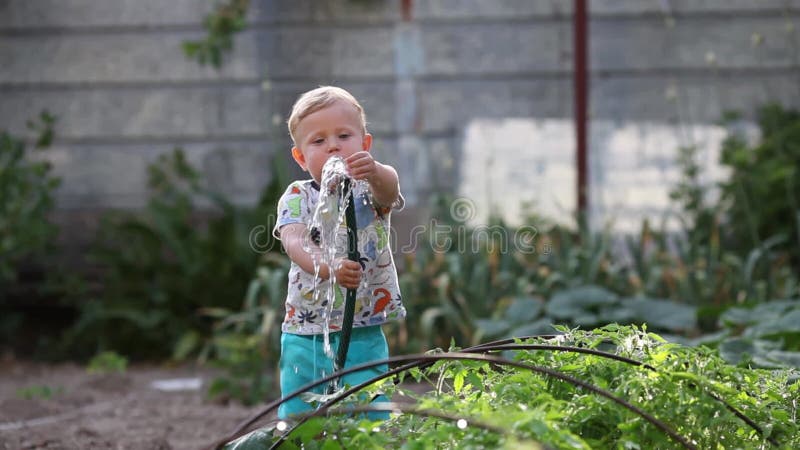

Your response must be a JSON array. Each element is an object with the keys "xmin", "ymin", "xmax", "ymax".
[
  {"xmin": 65, "ymin": 149, "xmax": 288, "ymax": 360},
  {"xmin": 398, "ymin": 198, "xmax": 707, "ymax": 352},
  {"xmin": 660, "ymin": 106, "xmax": 800, "ymax": 310},
  {"xmin": 718, "ymin": 104, "xmax": 800, "ymax": 270},
  {"xmin": 222, "ymin": 325, "xmax": 799, "ymax": 449},
  {"xmin": 0, "ymin": 111, "xmax": 60, "ymax": 284},
  {"xmin": 475, "ymin": 285, "xmax": 698, "ymax": 344},
  {"xmin": 397, "ymin": 205, "xmax": 538, "ymax": 351},
  {"xmin": 202, "ymin": 257, "xmax": 289, "ymax": 405},
  {"xmin": 87, "ymin": 350, "xmax": 128, "ymax": 374},
  {"xmin": 398, "ymin": 198, "xmax": 800, "ymax": 356},
  {"xmin": 622, "ymin": 220, "xmax": 799, "ymax": 314},
  {"xmin": 669, "ymin": 145, "xmax": 719, "ymax": 248},
  {"xmin": 182, "ymin": 0, "xmax": 391, "ymax": 70},
  {"xmin": 183, "ymin": 0, "xmax": 250, "ymax": 68},
  {"xmin": 694, "ymin": 299, "xmax": 800, "ymax": 368},
  {"xmin": 16, "ymin": 384, "xmax": 64, "ymax": 400},
  {"xmin": 0, "ymin": 112, "xmax": 62, "ymax": 355},
  {"xmin": 666, "ymin": 144, "xmax": 735, "ymax": 310}
]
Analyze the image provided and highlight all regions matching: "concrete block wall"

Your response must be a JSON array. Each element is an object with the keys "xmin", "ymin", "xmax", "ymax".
[{"xmin": 1, "ymin": 0, "xmax": 799, "ymax": 252}]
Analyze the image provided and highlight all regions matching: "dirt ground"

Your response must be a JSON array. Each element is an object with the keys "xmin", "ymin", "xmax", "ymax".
[{"xmin": 0, "ymin": 357, "xmax": 275, "ymax": 450}]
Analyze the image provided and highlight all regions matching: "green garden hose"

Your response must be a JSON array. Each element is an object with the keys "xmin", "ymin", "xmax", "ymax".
[{"xmin": 333, "ymin": 178, "xmax": 359, "ymax": 380}]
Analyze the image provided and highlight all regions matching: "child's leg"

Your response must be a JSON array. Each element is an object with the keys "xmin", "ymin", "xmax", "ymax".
[
  {"xmin": 278, "ymin": 332, "xmax": 333, "ymax": 419},
  {"xmin": 340, "ymin": 325, "xmax": 391, "ymax": 420},
  {"xmin": 278, "ymin": 327, "xmax": 391, "ymax": 420}
]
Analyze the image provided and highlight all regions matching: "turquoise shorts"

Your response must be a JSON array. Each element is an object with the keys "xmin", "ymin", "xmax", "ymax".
[{"xmin": 278, "ymin": 325, "xmax": 390, "ymax": 420}]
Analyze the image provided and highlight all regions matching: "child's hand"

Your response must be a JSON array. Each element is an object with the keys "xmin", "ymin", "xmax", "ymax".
[
  {"xmin": 346, "ymin": 151, "xmax": 377, "ymax": 182},
  {"xmin": 332, "ymin": 258, "xmax": 362, "ymax": 289}
]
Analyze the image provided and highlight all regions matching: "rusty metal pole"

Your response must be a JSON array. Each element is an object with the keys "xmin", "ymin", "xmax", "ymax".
[
  {"xmin": 574, "ymin": 0, "xmax": 589, "ymax": 221},
  {"xmin": 401, "ymin": 0, "xmax": 412, "ymax": 21}
]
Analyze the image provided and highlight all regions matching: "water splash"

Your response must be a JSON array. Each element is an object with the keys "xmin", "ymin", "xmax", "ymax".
[
  {"xmin": 306, "ymin": 157, "xmax": 371, "ymax": 392},
  {"xmin": 307, "ymin": 156, "xmax": 353, "ymax": 363}
]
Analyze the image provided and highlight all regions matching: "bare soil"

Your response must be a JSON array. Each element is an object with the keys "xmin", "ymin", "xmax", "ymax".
[{"xmin": 0, "ymin": 357, "xmax": 274, "ymax": 450}]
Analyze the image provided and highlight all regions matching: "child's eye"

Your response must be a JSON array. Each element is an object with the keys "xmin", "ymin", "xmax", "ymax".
[
  {"xmin": 339, "ymin": 133, "xmax": 350, "ymax": 139},
  {"xmin": 312, "ymin": 138, "xmax": 324, "ymax": 144}
]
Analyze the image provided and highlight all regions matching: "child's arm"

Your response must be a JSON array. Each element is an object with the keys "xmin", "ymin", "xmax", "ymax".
[
  {"xmin": 279, "ymin": 223, "xmax": 362, "ymax": 289},
  {"xmin": 346, "ymin": 152, "xmax": 400, "ymax": 208}
]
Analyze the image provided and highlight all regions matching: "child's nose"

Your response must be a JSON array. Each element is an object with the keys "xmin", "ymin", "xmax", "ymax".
[{"xmin": 327, "ymin": 140, "xmax": 340, "ymax": 153}]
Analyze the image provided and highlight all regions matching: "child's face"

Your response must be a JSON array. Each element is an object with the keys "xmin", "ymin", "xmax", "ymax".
[{"xmin": 291, "ymin": 100, "xmax": 372, "ymax": 183}]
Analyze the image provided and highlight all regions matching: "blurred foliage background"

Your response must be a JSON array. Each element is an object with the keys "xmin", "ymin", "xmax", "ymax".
[
  {"xmin": 1, "ymin": 1, "xmax": 799, "ymax": 406},
  {"xmin": 3, "ymin": 102, "xmax": 799, "ymax": 404}
]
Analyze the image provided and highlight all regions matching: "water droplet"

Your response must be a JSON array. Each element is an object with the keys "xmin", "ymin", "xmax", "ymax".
[
  {"xmin": 372, "ymin": 426, "xmax": 380, "ymax": 432},
  {"xmin": 276, "ymin": 421, "xmax": 288, "ymax": 431},
  {"xmin": 293, "ymin": 366, "xmax": 299, "ymax": 374},
  {"xmin": 457, "ymin": 419, "xmax": 467, "ymax": 429}
]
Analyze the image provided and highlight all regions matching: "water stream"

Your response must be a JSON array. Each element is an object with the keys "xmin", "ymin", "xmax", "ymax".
[{"xmin": 304, "ymin": 156, "xmax": 369, "ymax": 365}]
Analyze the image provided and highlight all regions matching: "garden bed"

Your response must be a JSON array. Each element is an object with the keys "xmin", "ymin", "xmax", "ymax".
[{"xmin": 0, "ymin": 358, "xmax": 267, "ymax": 450}]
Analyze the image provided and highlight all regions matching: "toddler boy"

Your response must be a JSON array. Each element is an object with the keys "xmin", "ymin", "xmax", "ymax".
[{"xmin": 273, "ymin": 86, "xmax": 406, "ymax": 419}]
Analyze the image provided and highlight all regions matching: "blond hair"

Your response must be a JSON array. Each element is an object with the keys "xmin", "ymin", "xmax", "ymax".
[{"xmin": 287, "ymin": 86, "xmax": 367, "ymax": 143}]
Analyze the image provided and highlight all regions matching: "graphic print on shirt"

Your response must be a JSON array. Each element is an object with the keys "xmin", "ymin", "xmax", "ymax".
[{"xmin": 274, "ymin": 180, "xmax": 406, "ymax": 334}]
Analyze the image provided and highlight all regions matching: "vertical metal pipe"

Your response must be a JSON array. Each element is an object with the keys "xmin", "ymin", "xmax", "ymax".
[
  {"xmin": 574, "ymin": 0, "xmax": 589, "ymax": 219},
  {"xmin": 401, "ymin": 0, "xmax": 412, "ymax": 22}
]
